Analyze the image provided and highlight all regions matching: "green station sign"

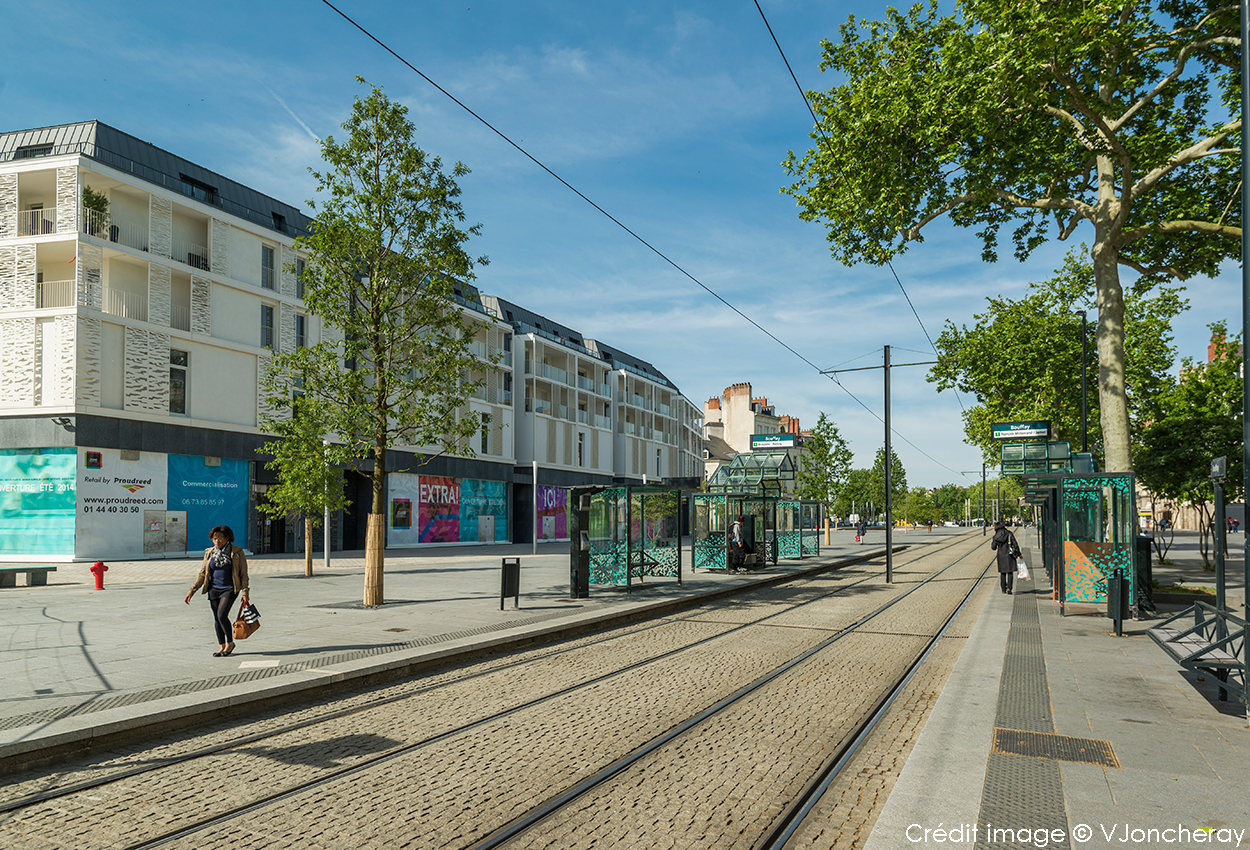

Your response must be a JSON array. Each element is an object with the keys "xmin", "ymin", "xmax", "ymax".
[
  {"xmin": 750, "ymin": 433, "xmax": 797, "ymax": 450},
  {"xmin": 992, "ymin": 420, "xmax": 1051, "ymax": 440}
]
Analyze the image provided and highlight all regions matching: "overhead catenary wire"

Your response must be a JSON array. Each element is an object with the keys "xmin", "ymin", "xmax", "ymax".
[
  {"xmin": 752, "ymin": 0, "xmax": 967, "ymax": 417},
  {"xmin": 319, "ymin": 0, "xmax": 969, "ymax": 480}
]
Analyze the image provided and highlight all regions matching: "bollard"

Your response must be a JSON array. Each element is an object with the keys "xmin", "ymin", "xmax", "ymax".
[
  {"xmin": 500, "ymin": 557, "xmax": 520, "ymax": 610},
  {"xmin": 90, "ymin": 560, "xmax": 108, "ymax": 590}
]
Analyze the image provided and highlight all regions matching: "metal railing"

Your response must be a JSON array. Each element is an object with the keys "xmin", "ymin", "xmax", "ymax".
[
  {"xmin": 37, "ymin": 279, "xmax": 75, "ymax": 308},
  {"xmin": 18, "ymin": 208, "xmax": 57, "ymax": 236},
  {"xmin": 104, "ymin": 288, "xmax": 147, "ymax": 322},
  {"xmin": 170, "ymin": 236, "xmax": 210, "ymax": 271},
  {"xmin": 171, "ymin": 304, "xmax": 191, "ymax": 331},
  {"xmin": 82, "ymin": 208, "xmax": 148, "ymax": 253}
]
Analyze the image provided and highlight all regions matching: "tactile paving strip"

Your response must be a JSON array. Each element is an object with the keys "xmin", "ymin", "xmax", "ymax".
[
  {"xmin": 973, "ymin": 568, "xmax": 1073, "ymax": 850},
  {"xmin": 992, "ymin": 728, "xmax": 1120, "ymax": 768}
]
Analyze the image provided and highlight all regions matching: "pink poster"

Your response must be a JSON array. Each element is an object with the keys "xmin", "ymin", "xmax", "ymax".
[
  {"xmin": 536, "ymin": 485, "xmax": 567, "ymax": 540},
  {"xmin": 419, "ymin": 476, "xmax": 461, "ymax": 543}
]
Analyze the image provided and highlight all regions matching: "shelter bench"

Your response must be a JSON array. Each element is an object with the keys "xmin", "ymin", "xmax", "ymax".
[
  {"xmin": 1149, "ymin": 605, "xmax": 1246, "ymax": 705},
  {"xmin": 0, "ymin": 566, "xmax": 57, "ymax": 588}
]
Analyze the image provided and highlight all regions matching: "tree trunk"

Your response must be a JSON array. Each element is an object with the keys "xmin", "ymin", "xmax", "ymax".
[
  {"xmin": 363, "ymin": 442, "xmax": 387, "ymax": 606},
  {"xmin": 1090, "ymin": 232, "xmax": 1133, "ymax": 473},
  {"xmin": 304, "ymin": 516, "xmax": 313, "ymax": 577}
]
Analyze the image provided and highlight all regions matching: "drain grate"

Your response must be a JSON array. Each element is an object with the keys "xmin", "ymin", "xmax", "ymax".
[{"xmin": 992, "ymin": 728, "xmax": 1120, "ymax": 767}]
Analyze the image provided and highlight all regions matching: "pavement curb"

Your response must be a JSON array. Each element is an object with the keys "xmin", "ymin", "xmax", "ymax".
[{"xmin": 0, "ymin": 546, "xmax": 903, "ymax": 776}]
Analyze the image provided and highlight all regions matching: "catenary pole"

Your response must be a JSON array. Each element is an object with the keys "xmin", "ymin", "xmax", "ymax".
[
  {"xmin": 1241, "ymin": 0, "xmax": 1249, "ymax": 622},
  {"xmin": 884, "ymin": 345, "xmax": 893, "ymax": 583}
]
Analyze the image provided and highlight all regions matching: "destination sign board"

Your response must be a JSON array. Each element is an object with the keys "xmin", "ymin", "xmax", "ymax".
[
  {"xmin": 992, "ymin": 421, "xmax": 1051, "ymax": 440},
  {"xmin": 751, "ymin": 434, "xmax": 797, "ymax": 450}
]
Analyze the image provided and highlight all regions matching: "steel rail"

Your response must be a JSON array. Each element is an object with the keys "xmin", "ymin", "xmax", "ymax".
[
  {"xmin": 465, "ymin": 544, "xmax": 985, "ymax": 850},
  {"xmin": 755, "ymin": 559, "xmax": 992, "ymax": 849},
  {"xmin": 3, "ymin": 539, "xmax": 962, "ymax": 828}
]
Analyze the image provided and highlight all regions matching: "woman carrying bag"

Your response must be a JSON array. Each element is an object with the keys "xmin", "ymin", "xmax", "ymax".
[
  {"xmin": 184, "ymin": 525, "xmax": 250, "ymax": 657},
  {"xmin": 990, "ymin": 519, "xmax": 1023, "ymax": 595}
]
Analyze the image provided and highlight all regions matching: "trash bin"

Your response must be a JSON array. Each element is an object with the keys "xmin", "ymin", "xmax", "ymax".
[
  {"xmin": 1106, "ymin": 567, "xmax": 1130, "ymax": 631},
  {"xmin": 500, "ymin": 557, "xmax": 520, "ymax": 610},
  {"xmin": 1135, "ymin": 536, "xmax": 1156, "ymax": 617}
]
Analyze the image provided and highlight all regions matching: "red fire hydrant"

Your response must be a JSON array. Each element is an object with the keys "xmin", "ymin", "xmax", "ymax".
[{"xmin": 90, "ymin": 561, "xmax": 108, "ymax": 590}]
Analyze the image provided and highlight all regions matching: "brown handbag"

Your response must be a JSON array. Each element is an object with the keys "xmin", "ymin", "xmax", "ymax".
[{"xmin": 233, "ymin": 600, "xmax": 260, "ymax": 640}]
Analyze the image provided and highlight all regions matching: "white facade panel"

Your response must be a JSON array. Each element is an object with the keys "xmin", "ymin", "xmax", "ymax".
[
  {"xmin": 211, "ymin": 283, "xmax": 259, "ymax": 347},
  {"xmin": 229, "ymin": 228, "xmax": 263, "ymax": 288},
  {"xmin": 190, "ymin": 344, "xmax": 256, "ymax": 427},
  {"xmin": 98, "ymin": 319, "xmax": 123, "ymax": 409}
]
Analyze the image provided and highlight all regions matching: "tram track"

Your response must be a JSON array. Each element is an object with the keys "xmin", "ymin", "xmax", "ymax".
[{"xmin": 0, "ymin": 535, "xmax": 985, "ymax": 850}]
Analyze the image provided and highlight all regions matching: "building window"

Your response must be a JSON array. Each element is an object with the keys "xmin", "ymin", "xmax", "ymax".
[
  {"xmin": 261, "ymin": 245, "xmax": 276, "ymax": 290},
  {"xmin": 480, "ymin": 413, "xmax": 491, "ymax": 454},
  {"xmin": 261, "ymin": 305, "xmax": 274, "ymax": 348},
  {"xmin": 578, "ymin": 432, "xmax": 586, "ymax": 468},
  {"xmin": 179, "ymin": 174, "xmax": 218, "ymax": 204},
  {"xmin": 272, "ymin": 212, "xmax": 287, "ymax": 234},
  {"xmin": 295, "ymin": 314, "xmax": 306, "ymax": 348},
  {"xmin": 16, "ymin": 144, "xmax": 54, "ymax": 159},
  {"xmin": 295, "ymin": 257, "xmax": 306, "ymax": 299},
  {"xmin": 170, "ymin": 350, "xmax": 188, "ymax": 414},
  {"xmin": 656, "ymin": 449, "xmax": 661, "ymax": 478}
]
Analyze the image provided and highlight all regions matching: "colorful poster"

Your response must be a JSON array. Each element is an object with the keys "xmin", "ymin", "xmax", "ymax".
[
  {"xmin": 392, "ymin": 499, "xmax": 412, "ymax": 528},
  {"xmin": 460, "ymin": 479, "xmax": 508, "ymax": 543},
  {"xmin": 418, "ymin": 476, "xmax": 460, "ymax": 543},
  {"xmin": 75, "ymin": 448, "xmax": 168, "ymax": 558},
  {"xmin": 167, "ymin": 454, "xmax": 249, "ymax": 553},
  {"xmin": 0, "ymin": 448, "xmax": 77, "ymax": 557},
  {"xmin": 536, "ymin": 485, "xmax": 567, "ymax": 540}
]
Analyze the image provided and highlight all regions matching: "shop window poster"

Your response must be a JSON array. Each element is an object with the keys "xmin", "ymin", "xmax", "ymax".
[
  {"xmin": 536, "ymin": 485, "xmax": 567, "ymax": 540},
  {"xmin": 418, "ymin": 476, "xmax": 460, "ymax": 542},
  {"xmin": 460, "ymin": 478, "xmax": 508, "ymax": 542},
  {"xmin": 392, "ymin": 498, "xmax": 412, "ymax": 529}
]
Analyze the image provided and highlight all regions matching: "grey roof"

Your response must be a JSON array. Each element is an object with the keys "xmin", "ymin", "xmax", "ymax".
[
  {"xmin": 0, "ymin": 121, "xmax": 312, "ymax": 237},
  {"xmin": 703, "ymin": 434, "xmax": 737, "ymax": 462}
]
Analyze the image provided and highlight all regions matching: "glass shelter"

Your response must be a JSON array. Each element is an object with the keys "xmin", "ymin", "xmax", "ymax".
[
  {"xmin": 583, "ymin": 486, "xmax": 683, "ymax": 592},
  {"xmin": 690, "ymin": 491, "xmax": 779, "ymax": 571}
]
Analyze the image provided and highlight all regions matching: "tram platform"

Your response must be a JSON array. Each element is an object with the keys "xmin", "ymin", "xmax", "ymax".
[
  {"xmin": 865, "ymin": 536, "xmax": 1250, "ymax": 850},
  {"xmin": 0, "ymin": 528, "xmax": 931, "ymax": 775}
]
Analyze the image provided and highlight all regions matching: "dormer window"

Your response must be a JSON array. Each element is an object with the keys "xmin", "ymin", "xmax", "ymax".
[
  {"xmin": 179, "ymin": 173, "xmax": 218, "ymax": 204},
  {"xmin": 15, "ymin": 144, "xmax": 53, "ymax": 159}
]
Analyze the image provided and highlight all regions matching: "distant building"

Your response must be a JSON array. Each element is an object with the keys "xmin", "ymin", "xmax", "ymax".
[{"xmin": 701, "ymin": 382, "xmax": 801, "ymax": 482}]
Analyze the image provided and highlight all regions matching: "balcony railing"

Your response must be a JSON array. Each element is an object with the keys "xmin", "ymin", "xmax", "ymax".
[
  {"xmin": 171, "ymin": 305, "xmax": 191, "ymax": 331},
  {"xmin": 18, "ymin": 208, "xmax": 57, "ymax": 236},
  {"xmin": 103, "ymin": 288, "xmax": 147, "ymax": 322},
  {"xmin": 594, "ymin": 413, "xmax": 610, "ymax": 430},
  {"xmin": 528, "ymin": 398, "xmax": 553, "ymax": 415},
  {"xmin": 82, "ymin": 209, "xmax": 148, "ymax": 253},
  {"xmin": 576, "ymin": 375, "xmax": 596, "ymax": 392},
  {"xmin": 599, "ymin": 383, "xmax": 611, "ymax": 397},
  {"xmin": 540, "ymin": 363, "xmax": 568, "ymax": 384},
  {"xmin": 37, "ymin": 279, "xmax": 75, "ymax": 308},
  {"xmin": 170, "ymin": 236, "xmax": 210, "ymax": 271}
]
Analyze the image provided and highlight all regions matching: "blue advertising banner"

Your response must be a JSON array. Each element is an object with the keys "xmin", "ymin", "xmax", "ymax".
[
  {"xmin": 460, "ymin": 478, "xmax": 508, "ymax": 543},
  {"xmin": 0, "ymin": 448, "xmax": 76, "ymax": 556},
  {"xmin": 166, "ymin": 454, "xmax": 248, "ymax": 551}
]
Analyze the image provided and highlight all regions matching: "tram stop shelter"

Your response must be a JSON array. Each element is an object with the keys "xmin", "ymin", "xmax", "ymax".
[
  {"xmin": 572, "ymin": 485, "xmax": 683, "ymax": 593},
  {"xmin": 1028, "ymin": 472, "xmax": 1138, "ymax": 616},
  {"xmin": 690, "ymin": 491, "xmax": 778, "ymax": 571},
  {"xmin": 777, "ymin": 499, "xmax": 823, "ymax": 559}
]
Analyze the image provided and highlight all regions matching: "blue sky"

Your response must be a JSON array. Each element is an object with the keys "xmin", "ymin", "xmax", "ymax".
[{"xmin": 3, "ymin": 0, "xmax": 1238, "ymax": 488}]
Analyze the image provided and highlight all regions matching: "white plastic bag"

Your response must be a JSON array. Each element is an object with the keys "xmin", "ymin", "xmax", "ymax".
[{"xmin": 1017, "ymin": 563, "xmax": 1029, "ymax": 581}]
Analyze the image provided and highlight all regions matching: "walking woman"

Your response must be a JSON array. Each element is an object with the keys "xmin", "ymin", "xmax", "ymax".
[
  {"xmin": 990, "ymin": 519, "xmax": 1022, "ymax": 594},
  {"xmin": 184, "ymin": 525, "xmax": 249, "ymax": 656}
]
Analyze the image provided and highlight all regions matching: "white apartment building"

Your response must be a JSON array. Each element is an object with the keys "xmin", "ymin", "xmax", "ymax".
[
  {"xmin": 0, "ymin": 121, "xmax": 702, "ymax": 560},
  {"xmin": 701, "ymin": 383, "xmax": 802, "ymax": 482}
]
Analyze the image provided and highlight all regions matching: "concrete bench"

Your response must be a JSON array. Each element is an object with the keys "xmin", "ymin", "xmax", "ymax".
[{"xmin": 0, "ymin": 566, "xmax": 57, "ymax": 588}]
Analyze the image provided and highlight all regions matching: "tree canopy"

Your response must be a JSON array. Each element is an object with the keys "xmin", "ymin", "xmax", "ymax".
[
  {"xmin": 794, "ymin": 412, "xmax": 854, "ymax": 510},
  {"xmin": 783, "ymin": 0, "xmax": 1240, "ymax": 473},
  {"xmin": 928, "ymin": 250, "xmax": 1185, "ymax": 461},
  {"xmin": 265, "ymin": 79, "xmax": 492, "ymax": 606}
]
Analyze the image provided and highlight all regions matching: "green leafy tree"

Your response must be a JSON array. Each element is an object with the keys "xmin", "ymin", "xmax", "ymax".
[
  {"xmin": 868, "ymin": 448, "xmax": 908, "ymax": 520},
  {"xmin": 832, "ymin": 468, "xmax": 872, "ymax": 521},
  {"xmin": 929, "ymin": 251, "xmax": 1184, "ymax": 462},
  {"xmin": 1160, "ymin": 322, "xmax": 1243, "ymax": 420},
  {"xmin": 1136, "ymin": 416, "xmax": 1243, "ymax": 568},
  {"xmin": 795, "ymin": 413, "xmax": 854, "ymax": 514},
  {"xmin": 930, "ymin": 483, "xmax": 967, "ymax": 522},
  {"xmin": 783, "ymin": 0, "xmax": 1240, "ymax": 474},
  {"xmin": 266, "ymin": 79, "xmax": 492, "ymax": 606},
  {"xmin": 903, "ymin": 487, "xmax": 939, "ymax": 525},
  {"xmin": 257, "ymin": 396, "xmax": 351, "ymax": 576}
]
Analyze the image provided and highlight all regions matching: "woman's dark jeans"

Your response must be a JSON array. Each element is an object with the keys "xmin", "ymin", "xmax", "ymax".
[
  {"xmin": 1000, "ymin": 571, "xmax": 1015, "ymax": 593},
  {"xmin": 207, "ymin": 587, "xmax": 238, "ymax": 645}
]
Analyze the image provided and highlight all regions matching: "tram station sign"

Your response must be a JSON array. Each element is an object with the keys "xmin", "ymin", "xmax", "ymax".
[
  {"xmin": 751, "ymin": 434, "xmax": 797, "ymax": 450},
  {"xmin": 992, "ymin": 420, "xmax": 1051, "ymax": 440}
]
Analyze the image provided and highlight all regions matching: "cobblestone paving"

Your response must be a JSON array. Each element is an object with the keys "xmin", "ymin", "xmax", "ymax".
[
  {"xmin": 781, "ymin": 574, "xmax": 997, "ymax": 850},
  {"xmin": 512, "ymin": 549, "xmax": 991, "ymax": 850},
  {"xmin": 0, "ymin": 537, "xmax": 985, "ymax": 850}
]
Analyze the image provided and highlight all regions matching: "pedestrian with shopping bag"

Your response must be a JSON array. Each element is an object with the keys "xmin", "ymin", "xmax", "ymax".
[
  {"xmin": 184, "ymin": 525, "xmax": 250, "ymax": 657},
  {"xmin": 990, "ymin": 519, "xmax": 1023, "ymax": 595}
]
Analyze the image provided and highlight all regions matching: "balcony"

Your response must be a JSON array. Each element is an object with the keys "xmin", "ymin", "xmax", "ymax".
[
  {"xmin": 37, "ymin": 279, "xmax": 75, "ymax": 308},
  {"xmin": 104, "ymin": 288, "xmax": 148, "ymax": 322},
  {"xmin": 171, "ymin": 305, "xmax": 191, "ymax": 331},
  {"xmin": 599, "ymin": 383, "xmax": 611, "ymax": 397},
  {"xmin": 527, "ymin": 398, "xmax": 553, "ymax": 415},
  {"xmin": 171, "ymin": 236, "xmax": 210, "ymax": 271},
  {"xmin": 18, "ymin": 209, "xmax": 57, "ymax": 236},
  {"xmin": 594, "ymin": 413, "xmax": 610, "ymax": 430},
  {"xmin": 576, "ymin": 375, "xmax": 596, "ymax": 392},
  {"xmin": 540, "ymin": 363, "xmax": 568, "ymax": 384},
  {"xmin": 83, "ymin": 209, "xmax": 148, "ymax": 253}
]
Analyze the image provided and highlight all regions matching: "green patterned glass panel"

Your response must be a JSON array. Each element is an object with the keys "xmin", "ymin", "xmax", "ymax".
[
  {"xmin": 779, "ymin": 530, "xmax": 802, "ymax": 558},
  {"xmin": 801, "ymin": 529, "xmax": 819, "ymax": 555},
  {"xmin": 1062, "ymin": 477, "xmax": 1134, "ymax": 604}
]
